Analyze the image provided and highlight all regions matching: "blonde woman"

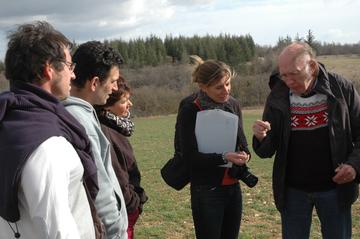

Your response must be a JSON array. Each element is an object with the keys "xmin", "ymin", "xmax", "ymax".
[{"xmin": 177, "ymin": 55, "xmax": 254, "ymax": 239}]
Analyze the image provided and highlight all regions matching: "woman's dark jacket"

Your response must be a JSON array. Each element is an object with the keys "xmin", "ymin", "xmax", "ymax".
[
  {"xmin": 253, "ymin": 63, "xmax": 360, "ymax": 211},
  {"xmin": 99, "ymin": 119, "xmax": 147, "ymax": 213},
  {"xmin": 178, "ymin": 94, "xmax": 250, "ymax": 186}
]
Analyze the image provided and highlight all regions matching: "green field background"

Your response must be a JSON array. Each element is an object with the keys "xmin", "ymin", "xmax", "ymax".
[{"xmin": 130, "ymin": 110, "xmax": 360, "ymax": 239}]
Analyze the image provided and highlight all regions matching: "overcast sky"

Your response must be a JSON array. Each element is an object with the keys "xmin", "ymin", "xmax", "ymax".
[{"xmin": 0, "ymin": 0, "xmax": 359, "ymax": 61}]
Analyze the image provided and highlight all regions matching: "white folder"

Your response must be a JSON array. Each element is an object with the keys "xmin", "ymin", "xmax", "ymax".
[{"xmin": 195, "ymin": 109, "xmax": 238, "ymax": 168}]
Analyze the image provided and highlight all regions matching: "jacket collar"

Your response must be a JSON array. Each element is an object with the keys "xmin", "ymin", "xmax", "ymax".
[
  {"xmin": 313, "ymin": 63, "xmax": 335, "ymax": 99},
  {"xmin": 267, "ymin": 74, "xmax": 290, "ymax": 112}
]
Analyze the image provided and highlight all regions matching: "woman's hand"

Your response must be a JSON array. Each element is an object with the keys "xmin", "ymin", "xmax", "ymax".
[{"xmin": 224, "ymin": 151, "xmax": 249, "ymax": 166}]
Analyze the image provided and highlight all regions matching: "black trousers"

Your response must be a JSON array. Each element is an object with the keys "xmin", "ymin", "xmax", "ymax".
[{"xmin": 190, "ymin": 183, "xmax": 242, "ymax": 239}]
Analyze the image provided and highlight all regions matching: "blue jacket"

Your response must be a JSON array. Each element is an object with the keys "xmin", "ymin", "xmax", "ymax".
[{"xmin": 63, "ymin": 96, "xmax": 128, "ymax": 239}]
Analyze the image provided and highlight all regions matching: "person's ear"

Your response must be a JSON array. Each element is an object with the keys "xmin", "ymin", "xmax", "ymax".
[
  {"xmin": 90, "ymin": 77, "xmax": 99, "ymax": 92},
  {"xmin": 42, "ymin": 63, "xmax": 53, "ymax": 81},
  {"xmin": 309, "ymin": 59, "xmax": 317, "ymax": 74},
  {"xmin": 198, "ymin": 83, "xmax": 207, "ymax": 92}
]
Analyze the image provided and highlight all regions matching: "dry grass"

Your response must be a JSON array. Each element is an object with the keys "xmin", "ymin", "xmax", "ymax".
[{"xmin": 318, "ymin": 55, "xmax": 360, "ymax": 84}]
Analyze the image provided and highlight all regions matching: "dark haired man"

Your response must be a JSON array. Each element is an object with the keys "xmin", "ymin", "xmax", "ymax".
[
  {"xmin": 63, "ymin": 41, "xmax": 128, "ymax": 239},
  {"xmin": 0, "ymin": 21, "xmax": 97, "ymax": 238},
  {"xmin": 253, "ymin": 42, "xmax": 360, "ymax": 239}
]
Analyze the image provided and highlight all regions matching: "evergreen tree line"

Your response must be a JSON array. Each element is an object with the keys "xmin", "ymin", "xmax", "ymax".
[
  {"xmin": 106, "ymin": 34, "xmax": 256, "ymax": 68},
  {"xmin": 1, "ymin": 31, "xmax": 360, "ymax": 117},
  {"xmin": 271, "ymin": 30, "xmax": 360, "ymax": 56},
  {"xmin": 1, "ymin": 31, "xmax": 359, "ymax": 72}
]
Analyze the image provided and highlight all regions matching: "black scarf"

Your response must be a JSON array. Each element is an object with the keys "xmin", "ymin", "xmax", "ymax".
[
  {"xmin": 0, "ymin": 81, "xmax": 99, "ymax": 222},
  {"xmin": 97, "ymin": 109, "xmax": 135, "ymax": 137},
  {"xmin": 196, "ymin": 90, "xmax": 235, "ymax": 113}
]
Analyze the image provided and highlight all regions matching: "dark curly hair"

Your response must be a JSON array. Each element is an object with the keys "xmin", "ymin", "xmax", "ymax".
[
  {"xmin": 94, "ymin": 75, "xmax": 131, "ymax": 114},
  {"xmin": 72, "ymin": 41, "xmax": 123, "ymax": 88},
  {"xmin": 5, "ymin": 21, "xmax": 72, "ymax": 84},
  {"xmin": 102, "ymin": 75, "xmax": 131, "ymax": 108}
]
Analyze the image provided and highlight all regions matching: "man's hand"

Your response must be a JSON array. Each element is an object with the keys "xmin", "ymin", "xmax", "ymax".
[
  {"xmin": 333, "ymin": 163, "xmax": 357, "ymax": 184},
  {"xmin": 252, "ymin": 120, "xmax": 271, "ymax": 142}
]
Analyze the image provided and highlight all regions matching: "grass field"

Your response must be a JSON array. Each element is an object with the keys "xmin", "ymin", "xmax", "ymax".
[
  {"xmin": 318, "ymin": 55, "xmax": 360, "ymax": 84},
  {"xmin": 130, "ymin": 110, "xmax": 360, "ymax": 239}
]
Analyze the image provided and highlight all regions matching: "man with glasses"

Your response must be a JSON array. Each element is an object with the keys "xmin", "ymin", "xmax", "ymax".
[
  {"xmin": 62, "ymin": 60, "xmax": 76, "ymax": 72},
  {"xmin": 63, "ymin": 41, "xmax": 128, "ymax": 239},
  {"xmin": 252, "ymin": 42, "xmax": 360, "ymax": 239},
  {"xmin": 0, "ymin": 21, "xmax": 97, "ymax": 238}
]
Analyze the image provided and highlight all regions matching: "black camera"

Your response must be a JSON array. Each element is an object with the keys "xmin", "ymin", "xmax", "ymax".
[{"xmin": 229, "ymin": 165, "xmax": 258, "ymax": 188}]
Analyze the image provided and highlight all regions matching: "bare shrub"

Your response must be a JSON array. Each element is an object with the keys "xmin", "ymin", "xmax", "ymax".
[
  {"xmin": 131, "ymin": 85, "xmax": 194, "ymax": 117},
  {"xmin": 122, "ymin": 64, "xmax": 193, "ymax": 90},
  {"xmin": 232, "ymin": 73, "xmax": 271, "ymax": 107},
  {"xmin": 122, "ymin": 64, "xmax": 198, "ymax": 117},
  {"xmin": 0, "ymin": 73, "xmax": 9, "ymax": 92}
]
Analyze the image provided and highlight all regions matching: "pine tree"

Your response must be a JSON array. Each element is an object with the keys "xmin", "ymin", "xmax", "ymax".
[
  {"xmin": 276, "ymin": 35, "xmax": 292, "ymax": 49},
  {"xmin": 305, "ymin": 29, "xmax": 315, "ymax": 47}
]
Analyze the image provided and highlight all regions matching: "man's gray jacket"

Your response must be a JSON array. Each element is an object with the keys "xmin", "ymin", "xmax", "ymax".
[{"xmin": 64, "ymin": 96, "xmax": 128, "ymax": 239}]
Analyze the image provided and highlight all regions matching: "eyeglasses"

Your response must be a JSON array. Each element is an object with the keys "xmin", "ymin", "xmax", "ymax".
[
  {"xmin": 61, "ymin": 61, "xmax": 76, "ymax": 72},
  {"xmin": 279, "ymin": 63, "xmax": 308, "ymax": 81}
]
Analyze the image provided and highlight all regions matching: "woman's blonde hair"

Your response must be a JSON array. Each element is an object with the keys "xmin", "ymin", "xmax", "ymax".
[{"xmin": 189, "ymin": 55, "xmax": 235, "ymax": 86}]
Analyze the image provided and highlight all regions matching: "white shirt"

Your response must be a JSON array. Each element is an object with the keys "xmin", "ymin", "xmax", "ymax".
[{"xmin": 0, "ymin": 136, "xmax": 95, "ymax": 239}]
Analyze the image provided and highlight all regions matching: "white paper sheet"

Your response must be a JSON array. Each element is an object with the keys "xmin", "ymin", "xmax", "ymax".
[{"xmin": 195, "ymin": 109, "xmax": 238, "ymax": 167}]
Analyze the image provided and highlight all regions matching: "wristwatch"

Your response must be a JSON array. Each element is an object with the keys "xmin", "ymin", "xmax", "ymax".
[{"xmin": 222, "ymin": 152, "xmax": 228, "ymax": 163}]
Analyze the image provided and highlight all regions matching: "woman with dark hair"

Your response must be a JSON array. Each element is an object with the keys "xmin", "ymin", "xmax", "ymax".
[{"xmin": 96, "ymin": 76, "xmax": 147, "ymax": 239}]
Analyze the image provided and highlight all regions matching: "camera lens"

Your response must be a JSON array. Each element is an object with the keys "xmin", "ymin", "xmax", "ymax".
[
  {"xmin": 241, "ymin": 172, "xmax": 258, "ymax": 188},
  {"xmin": 228, "ymin": 165, "xmax": 258, "ymax": 188}
]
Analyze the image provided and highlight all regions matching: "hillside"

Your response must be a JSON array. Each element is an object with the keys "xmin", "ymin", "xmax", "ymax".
[
  {"xmin": 124, "ymin": 54, "xmax": 360, "ymax": 116},
  {"xmin": 1, "ymin": 54, "xmax": 360, "ymax": 117},
  {"xmin": 317, "ymin": 55, "xmax": 360, "ymax": 86}
]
